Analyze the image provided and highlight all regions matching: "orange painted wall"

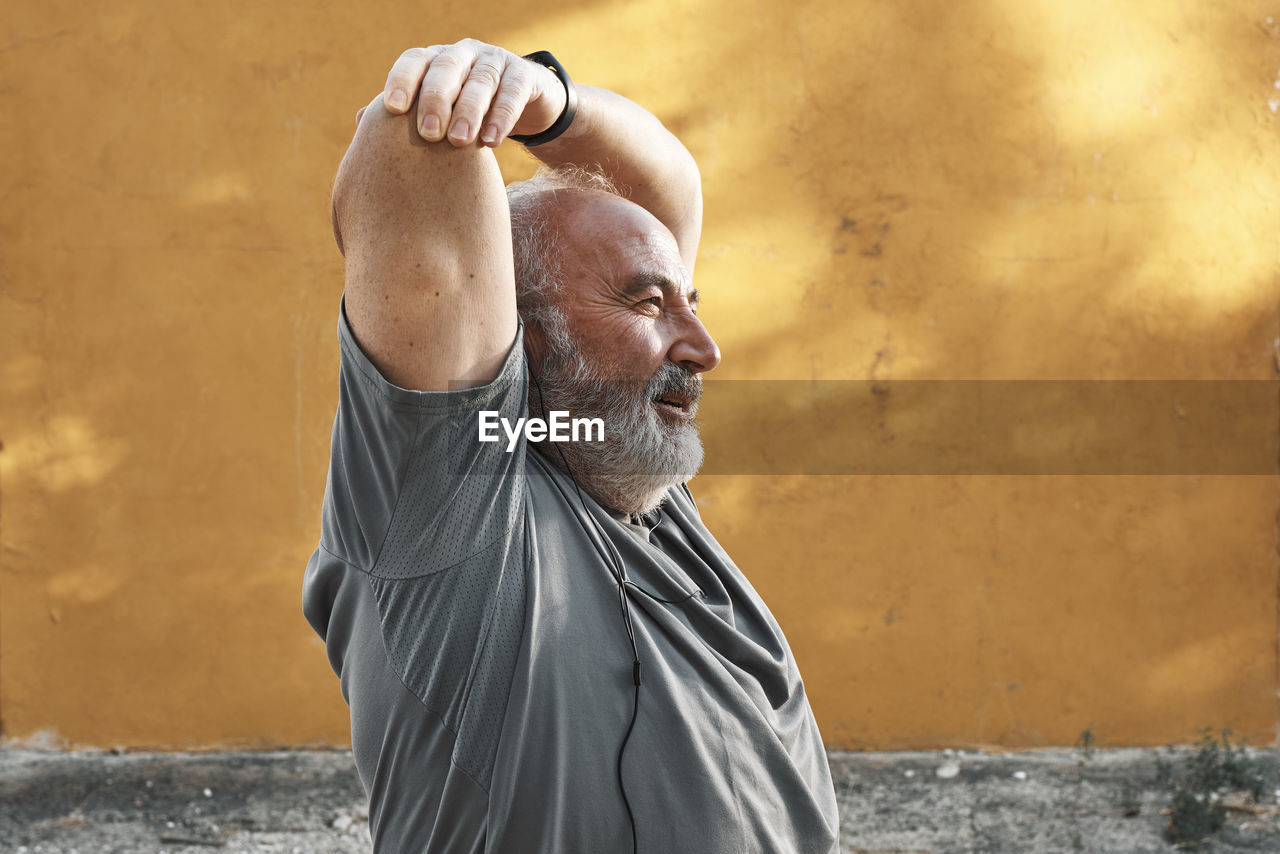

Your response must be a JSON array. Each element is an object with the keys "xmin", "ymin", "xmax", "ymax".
[{"xmin": 1, "ymin": 0, "xmax": 1277, "ymax": 749}]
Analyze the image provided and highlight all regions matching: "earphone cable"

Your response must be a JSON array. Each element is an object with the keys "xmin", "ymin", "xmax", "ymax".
[{"xmin": 529, "ymin": 368, "xmax": 641, "ymax": 853}]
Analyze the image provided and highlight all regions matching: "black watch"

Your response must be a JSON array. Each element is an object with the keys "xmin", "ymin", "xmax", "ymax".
[{"xmin": 510, "ymin": 51, "xmax": 578, "ymax": 146}]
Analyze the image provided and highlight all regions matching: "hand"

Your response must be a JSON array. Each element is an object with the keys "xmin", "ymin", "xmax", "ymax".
[{"xmin": 373, "ymin": 39, "xmax": 568, "ymax": 148}]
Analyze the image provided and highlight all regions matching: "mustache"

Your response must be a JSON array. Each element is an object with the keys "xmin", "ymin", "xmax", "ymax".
[{"xmin": 646, "ymin": 361, "xmax": 702, "ymax": 407}]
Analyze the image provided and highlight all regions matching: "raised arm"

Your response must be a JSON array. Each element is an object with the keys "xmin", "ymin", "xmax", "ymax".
[
  {"xmin": 522, "ymin": 85, "xmax": 703, "ymax": 272},
  {"xmin": 332, "ymin": 103, "xmax": 516, "ymax": 392},
  {"xmin": 383, "ymin": 43, "xmax": 703, "ymax": 271},
  {"xmin": 332, "ymin": 40, "xmax": 702, "ymax": 392},
  {"xmin": 332, "ymin": 41, "xmax": 568, "ymax": 392}
]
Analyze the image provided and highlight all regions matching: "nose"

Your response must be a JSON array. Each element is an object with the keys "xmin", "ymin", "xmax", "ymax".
[{"xmin": 668, "ymin": 314, "xmax": 721, "ymax": 374}]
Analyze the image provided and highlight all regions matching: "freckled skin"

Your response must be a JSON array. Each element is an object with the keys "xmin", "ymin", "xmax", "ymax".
[{"xmin": 542, "ymin": 192, "xmax": 721, "ymax": 385}]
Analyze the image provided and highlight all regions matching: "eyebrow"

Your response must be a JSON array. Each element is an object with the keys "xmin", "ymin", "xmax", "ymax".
[{"xmin": 624, "ymin": 272, "xmax": 700, "ymax": 308}]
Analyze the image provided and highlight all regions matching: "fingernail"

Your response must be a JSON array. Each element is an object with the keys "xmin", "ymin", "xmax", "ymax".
[
  {"xmin": 481, "ymin": 124, "xmax": 497, "ymax": 144},
  {"xmin": 421, "ymin": 115, "xmax": 441, "ymax": 140},
  {"xmin": 387, "ymin": 90, "xmax": 407, "ymax": 110},
  {"xmin": 449, "ymin": 118, "xmax": 469, "ymax": 141}
]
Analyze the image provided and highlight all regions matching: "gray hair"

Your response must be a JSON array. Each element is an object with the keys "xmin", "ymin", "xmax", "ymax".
[{"xmin": 506, "ymin": 166, "xmax": 624, "ymax": 354}]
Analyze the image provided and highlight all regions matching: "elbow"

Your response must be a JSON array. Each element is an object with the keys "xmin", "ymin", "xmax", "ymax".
[{"xmin": 331, "ymin": 197, "xmax": 345, "ymax": 257}]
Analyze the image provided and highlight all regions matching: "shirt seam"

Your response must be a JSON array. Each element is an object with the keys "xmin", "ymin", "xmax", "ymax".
[
  {"xmin": 365, "ymin": 404, "xmax": 427, "ymax": 576},
  {"xmin": 317, "ymin": 542, "xmax": 363, "ymax": 571},
  {"xmin": 338, "ymin": 295, "xmax": 523, "ymax": 412},
  {"xmin": 363, "ymin": 572, "xmax": 497, "ymax": 797},
  {"xmin": 369, "ymin": 536, "xmax": 504, "ymax": 581},
  {"xmin": 337, "ymin": 328, "xmax": 465, "ymax": 412}
]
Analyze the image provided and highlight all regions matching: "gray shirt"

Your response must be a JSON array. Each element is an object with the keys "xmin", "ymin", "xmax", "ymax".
[{"xmin": 302, "ymin": 301, "xmax": 839, "ymax": 853}]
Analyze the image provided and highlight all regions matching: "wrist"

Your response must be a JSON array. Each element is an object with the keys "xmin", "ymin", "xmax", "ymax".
[{"xmin": 511, "ymin": 51, "xmax": 578, "ymax": 146}]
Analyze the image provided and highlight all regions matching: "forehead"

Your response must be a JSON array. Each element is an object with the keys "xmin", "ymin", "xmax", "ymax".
[{"xmin": 554, "ymin": 193, "xmax": 689, "ymax": 289}]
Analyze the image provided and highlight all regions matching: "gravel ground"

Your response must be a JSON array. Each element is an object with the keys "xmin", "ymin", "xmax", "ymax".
[
  {"xmin": 831, "ymin": 748, "xmax": 1280, "ymax": 853},
  {"xmin": 0, "ymin": 750, "xmax": 369, "ymax": 854},
  {"xmin": 4, "ymin": 746, "xmax": 1280, "ymax": 852}
]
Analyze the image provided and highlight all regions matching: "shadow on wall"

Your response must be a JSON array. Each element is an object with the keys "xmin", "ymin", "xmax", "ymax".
[{"xmin": 670, "ymin": 0, "xmax": 1280, "ymax": 747}]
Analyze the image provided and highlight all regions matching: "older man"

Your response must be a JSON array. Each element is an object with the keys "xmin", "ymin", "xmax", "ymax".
[{"xmin": 303, "ymin": 39, "xmax": 839, "ymax": 853}]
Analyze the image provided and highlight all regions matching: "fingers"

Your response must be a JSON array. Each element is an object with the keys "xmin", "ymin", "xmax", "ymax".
[
  {"xmin": 378, "ymin": 40, "xmax": 539, "ymax": 148},
  {"xmin": 478, "ymin": 62, "xmax": 534, "ymax": 145},
  {"xmin": 412, "ymin": 43, "xmax": 474, "ymax": 142},
  {"xmin": 448, "ymin": 53, "xmax": 506, "ymax": 144},
  {"xmin": 383, "ymin": 46, "xmax": 440, "ymax": 114},
  {"xmin": 419, "ymin": 42, "xmax": 525, "ymax": 147}
]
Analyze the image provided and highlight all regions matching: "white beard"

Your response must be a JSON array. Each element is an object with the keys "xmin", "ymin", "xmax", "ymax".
[{"xmin": 529, "ymin": 338, "xmax": 704, "ymax": 515}]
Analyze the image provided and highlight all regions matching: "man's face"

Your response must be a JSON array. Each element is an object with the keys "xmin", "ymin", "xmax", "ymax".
[{"xmin": 530, "ymin": 194, "xmax": 721, "ymax": 514}]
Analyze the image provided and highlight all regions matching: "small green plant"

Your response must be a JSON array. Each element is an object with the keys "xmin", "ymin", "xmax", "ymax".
[
  {"xmin": 1156, "ymin": 727, "xmax": 1272, "ymax": 847},
  {"xmin": 1067, "ymin": 726, "xmax": 1098, "ymax": 850},
  {"xmin": 1075, "ymin": 726, "xmax": 1097, "ymax": 765}
]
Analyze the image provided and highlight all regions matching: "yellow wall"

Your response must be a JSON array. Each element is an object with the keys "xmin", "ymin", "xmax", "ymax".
[{"xmin": 1, "ymin": 0, "xmax": 1277, "ymax": 749}]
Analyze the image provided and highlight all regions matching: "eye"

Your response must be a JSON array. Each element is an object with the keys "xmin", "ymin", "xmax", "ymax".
[{"xmin": 637, "ymin": 295, "xmax": 663, "ymax": 311}]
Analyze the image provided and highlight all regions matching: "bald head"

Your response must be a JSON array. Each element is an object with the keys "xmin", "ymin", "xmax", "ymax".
[{"xmin": 506, "ymin": 169, "xmax": 630, "ymax": 360}]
